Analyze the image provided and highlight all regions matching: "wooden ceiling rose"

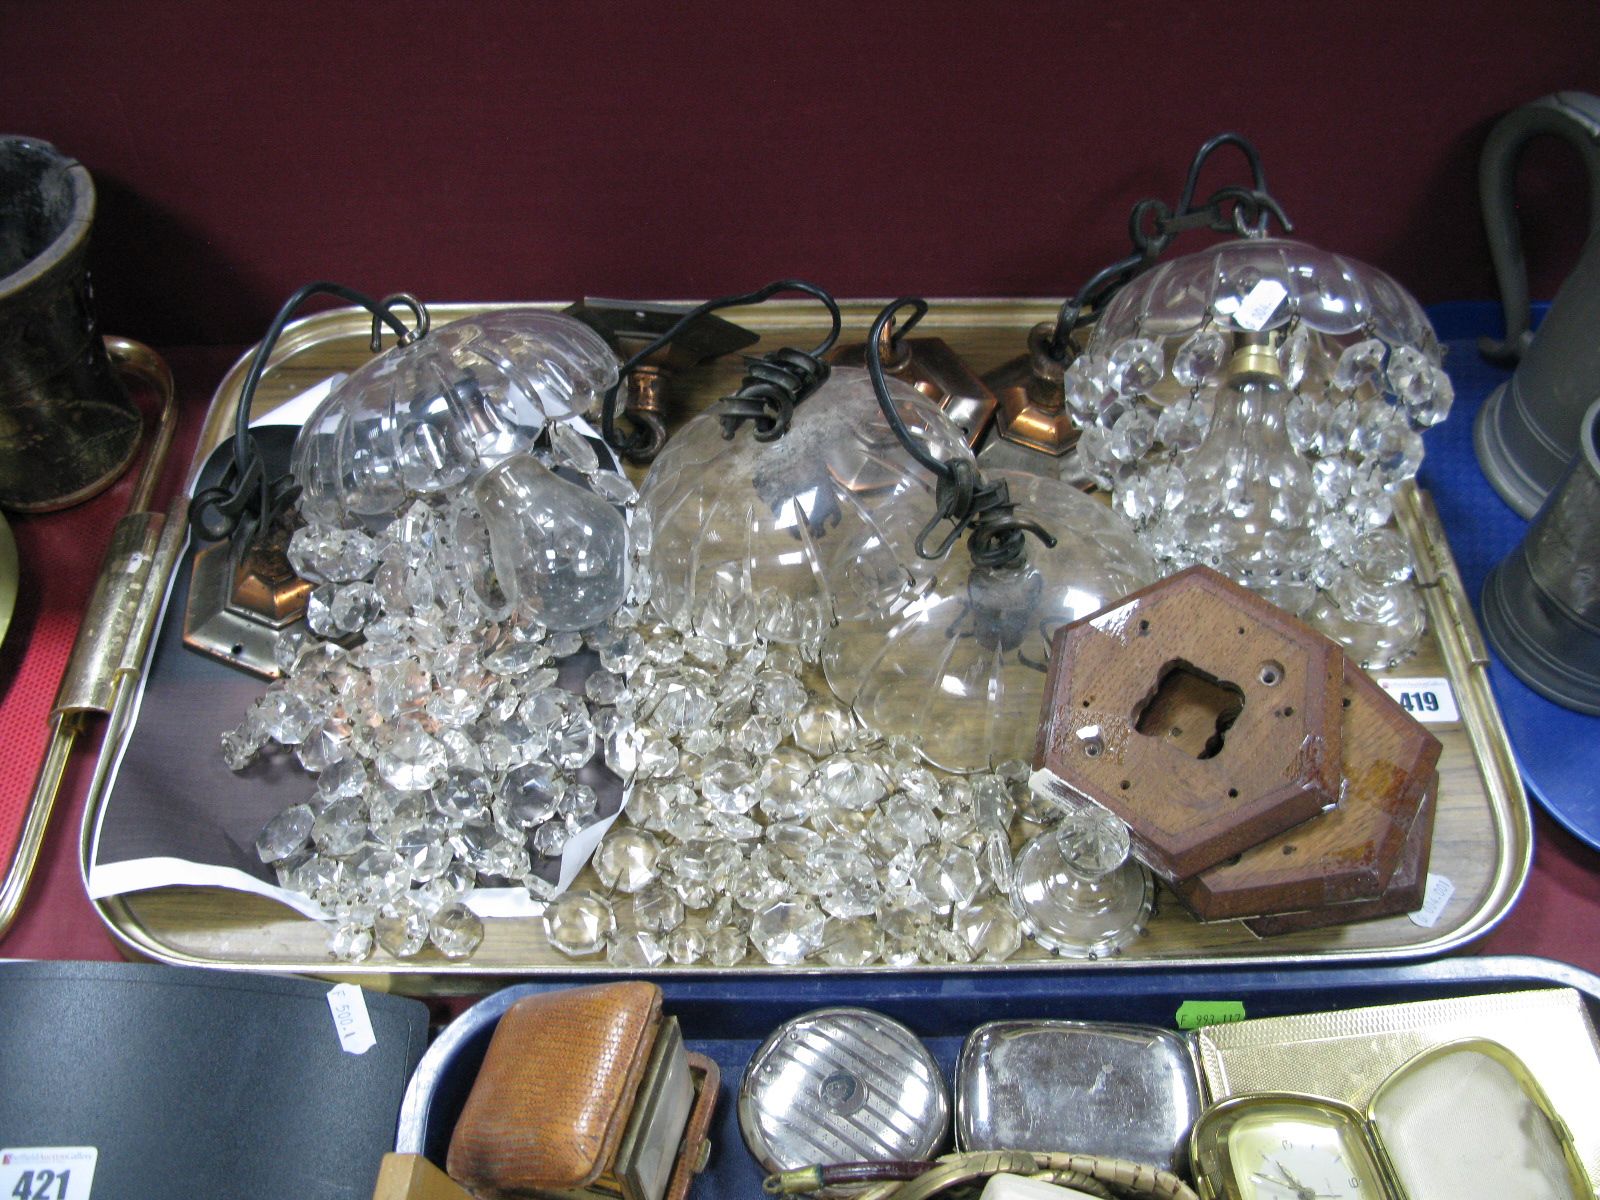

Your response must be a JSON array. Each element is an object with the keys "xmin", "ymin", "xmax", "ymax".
[
  {"xmin": 1175, "ymin": 659, "xmax": 1444, "ymax": 921},
  {"xmin": 1244, "ymin": 772, "xmax": 1440, "ymax": 936},
  {"xmin": 1035, "ymin": 566, "xmax": 1344, "ymax": 882}
]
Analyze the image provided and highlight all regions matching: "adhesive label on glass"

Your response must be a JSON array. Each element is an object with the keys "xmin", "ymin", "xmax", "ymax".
[
  {"xmin": 0, "ymin": 1148, "xmax": 97, "ymax": 1199},
  {"xmin": 1408, "ymin": 873, "xmax": 1455, "ymax": 928},
  {"xmin": 1377, "ymin": 676, "xmax": 1459, "ymax": 723},
  {"xmin": 1234, "ymin": 279, "xmax": 1289, "ymax": 331},
  {"xmin": 326, "ymin": 983, "xmax": 377, "ymax": 1054}
]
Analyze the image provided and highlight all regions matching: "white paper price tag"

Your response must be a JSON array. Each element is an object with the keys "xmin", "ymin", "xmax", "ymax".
[
  {"xmin": 1234, "ymin": 278, "xmax": 1288, "ymax": 331},
  {"xmin": 1408, "ymin": 873, "xmax": 1455, "ymax": 928},
  {"xmin": 1377, "ymin": 676, "xmax": 1459, "ymax": 723},
  {"xmin": 327, "ymin": 982, "xmax": 377, "ymax": 1055},
  {"xmin": 0, "ymin": 1148, "xmax": 97, "ymax": 1200}
]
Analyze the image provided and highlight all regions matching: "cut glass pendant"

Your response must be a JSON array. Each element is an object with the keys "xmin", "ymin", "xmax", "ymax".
[
  {"xmin": 292, "ymin": 309, "xmax": 619, "ymax": 524},
  {"xmin": 638, "ymin": 366, "xmax": 972, "ymax": 644},
  {"xmin": 821, "ymin": 469, "xmax": 1156, "ymax": 772}
]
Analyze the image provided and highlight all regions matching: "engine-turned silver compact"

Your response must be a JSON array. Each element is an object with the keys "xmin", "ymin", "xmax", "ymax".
[
  {"xmin": 739, "ymin": 1007, "xmax": 950, "ymax": 1177},
  {"xmin": 955, "ymin": 1020, "xmax": 1202, "ymax": 1175}
]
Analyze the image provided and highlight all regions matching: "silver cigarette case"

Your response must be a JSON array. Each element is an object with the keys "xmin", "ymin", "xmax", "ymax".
[{"xmin": 954, "ymin": 1020, "xmax": 1201, "ymax": 1175}]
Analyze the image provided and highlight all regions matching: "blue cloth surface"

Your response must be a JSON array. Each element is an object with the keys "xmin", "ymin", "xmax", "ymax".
[{"xmin": 1420, "ymin": 302, "xmax": 1600, "ymax": 849}]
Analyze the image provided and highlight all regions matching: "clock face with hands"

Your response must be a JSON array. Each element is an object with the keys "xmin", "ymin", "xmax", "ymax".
[{"xmin": 1192, "ymin": 1096, "xmax": 1391, "ymax": 1200}]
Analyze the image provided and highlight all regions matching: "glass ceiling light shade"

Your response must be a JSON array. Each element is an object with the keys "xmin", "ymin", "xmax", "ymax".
[
  {"xmin": 639, "ymin": 364, "xmax": 973, "ymax": 646},
  {"xmin": 822, "ymin": 467, "xmax": 1156, "ymax": 773},
  {"xmin": 1069, "ymin": 237, "xmax": 1450, "ymax": 667},
  {"xmin": 291, "ymin": 308, "xmax": 619, "ymax": 525}
]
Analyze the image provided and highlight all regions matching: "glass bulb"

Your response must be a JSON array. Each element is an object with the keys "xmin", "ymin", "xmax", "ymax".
[
  {"xmin": 1174, "ymin": 336, "xmax": 1316, "ymax": 599},
  {"xmin": 292, "ymin": 309, "xmax": 619, "ymax": 524},
  {"xmin": 470, "ymin": 453, "xmax": 628, "ymax": 631},
  {"xmin": 1011, "ymin": 804, "xmax": 1153, "ymax": 958},
  {"xmin": 822, "ymin": 470, "xmax": 1157, "ymax": 773}
]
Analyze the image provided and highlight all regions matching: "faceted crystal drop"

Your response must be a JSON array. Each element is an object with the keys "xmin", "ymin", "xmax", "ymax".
[
  {"xmin": 330, "ymin": 582, "xmax": 382, "ymax": 632},
  {"xmin": 1154, "ymin": 396, "xmax": 1208, "ymax": 453},
  {"xmin": 1332, "ymin": 338, "xmax": 1387, "ymax": 392},
  {"xmin": 629, "ymin": 885, "xmax": 685, "ymax": 934},
  {"xmin": 529, "ymin": 820, "xmax": 570, "ymax": 856},
  {"xmin": 749, "ymin": 899, "xmax": 826, "ymax": 965},
  {"xmin": 1061, "ymin": 358, "xmax": 1109, "ymax": 419},
  {"xmin": 1108, "ymin": 337, "xmax": 1165, "ymax": 395},
  {"xmin": 327, "ymin": 921, "xmax": 375, "ymax": 963},
  {"xmin": 815, "ymin": 754, "xmax": 889, "ymax": 809},
  {"xmin": 953, "ymin": 894, "xmax": 1023, "ymax": 962},
  {"xmin": 311, "ymin": 798, "xmax": 368, "ymax": 858},
  {"xmin": 220, "ymin": 727, "xmax": 259, "ymax": 772},
  {"xmin": 376, "ymin": 724, "xmax": 448, "ymax": 792},
  {"xmin": 705, "ymin": 925, "xmax": 748, "ymax": 967},
  {"xmin": 607, "ymin": 929, "xmax": 668, "ymax": 968},
  {"xmin": 543, "ymin": 890, "xmax": 613, "ymax": 956},
  {"xmin": 429, "ymin": 901, "xmax": 484, "ymax": 959},
  {"xmin": 664, "ymin": 925, "xmax": 706, "ymax": 964},
  {"xmin": 289, "ymin": 525, "xmax": 380, "ymax": 584},
  {"xmin": 913, "ymin": 844, "xmax": 982, "ymax": 913},
  {"xmin": 590, "ymin": 470, "xmax": 638, "ymax": 505},
  {"xmin": 818, "ymin": 917, "xmax": 882, "ymax": 967},
  {"xmin": 256, "ymin": 804, "xmax": 315, "ymax": 864},
  {"xmin": 1171, "ymin": 328, "xmax": 1229, "ymax": 389},
  {"xmin": 549, "ymin": 420, "xmax": 601, "ymax": 474},
  {"xmin": 374, "ymin": 899, "xmax": 431, "ymax": 958},
  {"xmin": 1107, "ymin": 405, "xmax": 1157, "ymax": 464},
  {"xmin": 594, "ymin": 827, "xmax": 662, "ymax": 893}
]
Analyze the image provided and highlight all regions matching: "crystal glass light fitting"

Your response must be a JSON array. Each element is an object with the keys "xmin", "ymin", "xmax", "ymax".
[
  {"xmin": 1069, "ymin": 235, "xmax": 1449, "ymax": 666},
  {"xmin": 822, "ymin": 299, "xmax": 1157, "ymax": 773}
]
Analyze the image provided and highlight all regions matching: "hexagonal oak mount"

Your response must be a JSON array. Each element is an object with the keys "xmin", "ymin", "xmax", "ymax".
[
  {"xmin": 1174, "ymin": 657, "xmax": 1444, "ymax": 921},
  {"xmin": 1245, "ymin": 771, "xmax": 1439, "ymax": 936},
  {"xmin": 1034, "ymin": 565, "xmax": 1343, "ymax": 882}
]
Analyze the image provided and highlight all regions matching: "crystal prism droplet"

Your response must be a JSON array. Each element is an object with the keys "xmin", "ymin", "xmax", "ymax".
[{"xmin": 543, "ymin": 890, "xmax": 613, "ymax": 956}]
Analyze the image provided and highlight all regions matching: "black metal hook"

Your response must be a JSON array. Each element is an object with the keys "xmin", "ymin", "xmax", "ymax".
[
  {"xmin": 1048, "ymin": 132, "xmax": 1294, "ymax": 360},
  {"xmin": 371, "ymin": 292, "xmax": 430, "ymax": 351},
  {"xmin": 598, "ymin": 279, "xmax": 842, "ymax": 459},
  {"xmin": 189, "ymin": 281, "xmax": 420, "ymax": 548},
  {"xmin": 866, "ymin": 298, "xmax": 1056, "ymax": 570}
]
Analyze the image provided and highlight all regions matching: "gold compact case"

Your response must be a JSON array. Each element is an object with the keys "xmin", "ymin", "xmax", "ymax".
[{"xmin": 1190, "ymin": 1039, "xmax": 1588, "ymax": 1200}]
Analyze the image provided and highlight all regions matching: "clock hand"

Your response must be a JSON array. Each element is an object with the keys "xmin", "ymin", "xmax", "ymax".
[
  {"xmin": 1272, "ymin": 1159, "xmax": 1317, "ymax": 1200},
  {"xmin": 1250, "ymin": 1169, "xmax": 1299, "ymax": 1190}
]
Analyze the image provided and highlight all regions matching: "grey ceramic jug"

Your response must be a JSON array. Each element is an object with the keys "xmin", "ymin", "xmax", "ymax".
[{"xmin": 1475, "ymin": 91, "xmax": 1600, "ymax": 518}]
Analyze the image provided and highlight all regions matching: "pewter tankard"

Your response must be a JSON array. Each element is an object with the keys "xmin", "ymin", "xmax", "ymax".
[
  {"xmin": 1476, "ymin": 92, "xmax": 1600, "ymax": 518},
  {"xmin": 0, "ymin": 136, "xmax": 142, "ymax": 511},
  {"xmin": 1482, "ymin": 397, "xmax": 1600, "ymax": 714}
]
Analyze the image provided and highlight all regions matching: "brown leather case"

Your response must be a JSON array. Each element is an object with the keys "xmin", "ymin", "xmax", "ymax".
[
  {"xmin": 447, "ymin": 981, "xmax": 664, "ymax": 1196},
  {"xmin": 666, "ymin": 1053, "xmax": 720, "ymax": 1200}
]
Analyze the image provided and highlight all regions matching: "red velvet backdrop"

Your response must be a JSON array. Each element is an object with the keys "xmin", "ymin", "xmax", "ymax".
[{"xmin": 3, "ymin": 1, "xmax": 1599, "ymax": 348}]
